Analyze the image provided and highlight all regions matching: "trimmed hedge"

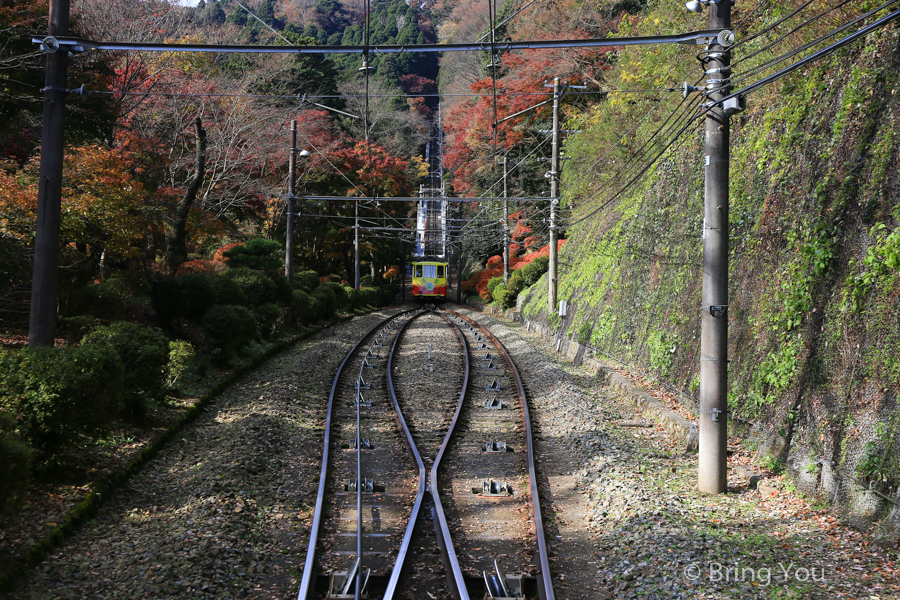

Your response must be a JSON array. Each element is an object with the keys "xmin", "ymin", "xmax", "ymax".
[
  {"xmin": 292, "ymin": 289, "xmax": 314, "ymax": 324},
  {"xmin": 221, "ymin": 268, "xmax": 276, "ymax": 308},
  {"xmin": 201, "ymin": 305, "xmax": 259, "ymax": 358},
  {"xmin": 293, "ymin": 271, "xmax": 320, "ymax": 293},
  {"xmin": 83, "ymin": 322, "xmax": 169, "ymax": 420},
  {"xmin": 311, "ymin": 285, "xmax": 338, "ymax": 319},
  {"xmin": 0, "ymin": 344, "xmax": 124, "ymax": 453},
  {"xmin": 0, "ymin": 412, "xmax": 34, "ymax": 517}
]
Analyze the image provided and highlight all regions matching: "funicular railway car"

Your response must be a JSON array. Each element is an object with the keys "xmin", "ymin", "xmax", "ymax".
[{"xmin": 411, "ymin": 261, "xmax": 448, "ymax": 299}]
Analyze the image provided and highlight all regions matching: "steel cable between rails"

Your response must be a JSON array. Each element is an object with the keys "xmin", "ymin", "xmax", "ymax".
[
  {"xmin": 296, "ymin": 309, "xmax": 418, "ymax": 600},
  {"xmin": 382, "ymin": 311, "xmax": 431, "ymax": 599},
  {"xmin": 430, "ymin": 311, "xmax": 471, "ymax": 600}
]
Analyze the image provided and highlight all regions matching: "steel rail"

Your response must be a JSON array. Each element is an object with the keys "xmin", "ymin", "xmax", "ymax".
[
  {"xmin": 430, "ymin": 311, "xmax": 472, "ymax": 600},
  {"xmin": 38, "ymin": 30, "xmax": 724, "ymax": 55},
  {"xmin": 444, "ymin": 309, "xmax": 555, "ymax": 600},
  {"xmin": 296, "ymin": 309, "xmax": 417, "ymax": 600},
  {"xmin": 382, "ymin": 310, "xmax": 431, "ymax": 598}
]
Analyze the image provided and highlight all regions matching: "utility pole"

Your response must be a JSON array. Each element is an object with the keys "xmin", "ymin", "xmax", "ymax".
[
  {"xmin": 286, "ymin": 120, "xmax": 297, "ymax": 286},
  {"xmin": 355, "ymin": 199, "xmax": 360, "ymax": 290},
  {"xmin": 28, "ymin": 0, "xmax": 70, "ymax": 347},
  {"xmin": 698, "ymin": 0, "xmax": 732, "ymax": 494},
  {"xmin": 548, "ymin": 77, "xmax": 560, "ymax": 316},
  {"xmin": 500, "ymin": 156, "xmax": 509, "ymax": 284}
]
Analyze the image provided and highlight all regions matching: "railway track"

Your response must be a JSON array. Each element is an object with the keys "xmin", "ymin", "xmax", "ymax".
[{"xmin": 297, "ymin": 307, "xmax": 554, "ymax": 600}]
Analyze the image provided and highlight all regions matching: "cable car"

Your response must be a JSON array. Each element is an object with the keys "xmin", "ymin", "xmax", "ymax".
[{"xmin": 411, "ymin": 261, "xmax": 449, "ymax": 299}]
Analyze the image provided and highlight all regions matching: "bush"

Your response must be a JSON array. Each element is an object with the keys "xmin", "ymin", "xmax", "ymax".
[
  {"xmin": 321, "ymin": 281, "xmax": 349, "ymax": 311},
  {"xmin": 0, "ymin": 344, "xmax": 124, "ymax": 452},
  {"xmin": 308, "ymin": 294, "xmax": 322, "ymax": 321},
  {"xmin": 359, "ymin": 287, "xmax": 380, "ymax": 307},
  {"xmin": 256, "ymin": 303, "xmax": 282, "ymax": 338},
  {"xmin": 151, "ymin": 273, "xmax": 217, "ymax": 323},
  {"xmin": 59, "ymin": 315, "xmax": 101, "ymax": 343},
  {"xmin": 507, "ymin": 270, "xmax": 526, "ymax": 296},
  {"xmin": 83, "ymin": 322, "xmax": 169, "ymax": 420},
  {"xmin": 486, "ymin": 276, "xmax": 504, "ymax": 301},
  {"xmin": 312, "ymin": 285, "xmax": 338, "ymax": 319},
  {"xmin": 166, "ymin": 340, "xmax": 195, "ymax": 392},
  {"xmin": 201, "ymin": 305, "xmax": 259, "ymax": 358},
  {"xmin": 223, "ymin": 238, "xmax": 283, "ymax": 272},
  {"xmin": 382, "ymin": 283, "xmax": 399, "ymax": 305},
  {"xmin": 343, "ymin": 286, "xmax": 360, "ymax": 311},
  {"xmin": 212, "ymin": 275, "xmax": 247, "ymax": 306},
  {"xmin": 271, "ymin": 274, "xmax": 293, "ymax": 305},
  {"xmin": 292, "ymin": 289, "xmax": 314, "ymax": 324},
  {"xmin": 294, "ymin": 271, "xmax": 320, "ymax": 293},
  {"xmin": 519, "ymin": 256, "xmax": 549, "ymax": 287},
  {"xmin": 0, "ymin": 411, "xmax": 35, "ymax": 516},
  {"xmin": 493, "ymin": 284, "xmax": 517, "ymax": 309},
  {"xmin": 222, "ymin": 268, "xmax": 276, "ymax": 308}
]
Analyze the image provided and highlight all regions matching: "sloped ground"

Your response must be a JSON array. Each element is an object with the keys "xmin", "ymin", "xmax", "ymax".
[
  {"xmin": 2, "ymin": 308, "xmax": 402, "ymax": 600},
  {"xmin": 455, "ymin": 305, "xmax": 900, "ymax": 599}
]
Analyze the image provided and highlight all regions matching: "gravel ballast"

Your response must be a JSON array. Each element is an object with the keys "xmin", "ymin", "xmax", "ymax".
[
  {"xmin": 453, "ymin": 305, "xmax": 900, "ymax": 600},
  {"xmin": 4, "ymin": 309, "xmax": 401, "ymax": 600},
  {"xmin": 5, "ymin": 303, "xmax": 900, "ymax": 599}
]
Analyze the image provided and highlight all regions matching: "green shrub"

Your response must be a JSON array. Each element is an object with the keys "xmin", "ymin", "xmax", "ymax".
[
  {"xmin": 292, "ymin": 289, "xmax": 314, "ymax": 324},
  {"xmin": 59, "ymin": 315, "xmax": 101, "ymax": 343},
  {"xmin": 83, "ymin": 322, "xmax": 169, "ymax": 420},
  {"xmin": 0, "ymin": 344, "xmax": 124, "ymax": 452},
  {"xmin": 321, "ymin": 281, "xmax": 349, "ymax": 311},
  {"xmin": 486, "ymin": 276, "xmax": 504, "ymax": 301},
  {"xmin": 223, "ymin": 238, "xmax": 283, "ymax": 272},
  {"xmin": 382, "ymin": 283, "xmax": 399, "ymax": 305},
  {"xmin": 312, "ymin": 285, "xmax": 338, "ymax": 318},
  {"xmin": 493, "ymin": 284, "xmax": 517, "ymax": 309},
  {"xmin": 343, "ymin": 286, "xmax": 360, "ymax": 311},
  {"xmin": 519, "ymin": 256, "xmax": 549, "ymax": 287},
  {"xmin": 256, "ymin": 303, "xmax": 282, "ymax": 338},
  {"xmin": 308, "ymin": 294, "xmax": 322, "ymax": 321},
  {"xmin": 0, "ymin": 411, "xmax": 35, "ymax": 516},
  {"xmin": 507, "ymin": 270, "xmax": 526, "ymax": 295},
  {"xmin": 222, "ymin": 268, "xmax": 276, "ymax": 307},
  {"xmin": 151, "ymin": 273, "xmax": 217, "ymax": 323},
  {"xmin": 359, "ymin": 286, "xmax": 380, "ymax": 307},
  {"xmin": 212, "ymin": 275, "xmax": 247, "ymax": 306},
  {"xmin": 166, "ymin": 340, "xmax": 195, "ymax": 391},
  {"xmin": 271, "ymin": 274, "xmax": 293, "ymax": 305},
  {"xmin": 201, "ymin": 305, "xmax": 259, "ymax": 358},
  {"xmin": 294, "ymin": 271, "xmax": 320, "ymax": 292}
]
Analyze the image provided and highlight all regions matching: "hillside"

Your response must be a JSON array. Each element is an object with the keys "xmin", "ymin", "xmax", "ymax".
[{"xmin": 514, "ymin": 5, "xmax": 900, "ymax": 536}]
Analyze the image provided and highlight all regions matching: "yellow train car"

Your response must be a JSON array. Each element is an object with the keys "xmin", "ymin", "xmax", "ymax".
[{"xmin": 411, "ymin": 261, "xmax": 449, "ymax": 298}]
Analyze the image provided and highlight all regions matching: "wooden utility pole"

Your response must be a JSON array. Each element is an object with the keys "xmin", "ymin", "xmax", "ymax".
[
  {"xmin": 698, "ymin": 1, "xmax": 732, "ymax": 494},
  {"xmin": 28, "ymin": 0, "xmax": 70, "ymax": 347},
  {"xmin": 548, "ymin": 78, "xmax": 560, "ymax": 316},
  {"xmin": 286, "ymin": 120, "xmax": 297, "ymax": 286}
]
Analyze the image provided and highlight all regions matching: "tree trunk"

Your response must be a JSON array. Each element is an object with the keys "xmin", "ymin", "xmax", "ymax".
[{"xmin": 165, "ymin": 117, "xmax": 207, "ymax": 274}]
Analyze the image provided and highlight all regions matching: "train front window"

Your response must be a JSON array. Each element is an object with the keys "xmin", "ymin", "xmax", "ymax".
[
  {"xmin": 437, "ymin": 266, "xmax": 445, "ymax": 278},
  {"xmin": 423, "ymin": 265, "xmax": 436, "ymax": 278},
  {"xmin": 415, "ymin": 265, "xmax": 423, "ymax": 277}
]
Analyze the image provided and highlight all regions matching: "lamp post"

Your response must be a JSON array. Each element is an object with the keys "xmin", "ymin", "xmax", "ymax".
[{"xmin": 285, "ymin": 118, "xmax": 309, "ymax": 286}]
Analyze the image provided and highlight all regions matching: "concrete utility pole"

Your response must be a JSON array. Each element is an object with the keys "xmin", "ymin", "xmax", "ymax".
[
  {"xmin": 548, "ymin": 77, "xmax": 560, "ymax": 316},
  {"xmin": 28, "ymin": 0, "xmax": 70, "ymax": 347},
  {"xmin": 500, "ymin": 156, "xmax": 510, "ymax": 284},
  {"xmin": 286, "ymin": 120, "xmax": 297, "ymax": 286},
  {"xmin": 698, "ymin": 0, "xmax": 732, "ymax": 494},
  {"xmin": 355, "ymin": 199, "xmax": 360, "ymax": 289}
]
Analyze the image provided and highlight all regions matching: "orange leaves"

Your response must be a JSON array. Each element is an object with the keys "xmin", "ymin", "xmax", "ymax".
[{"xmin": 0, "ymin": 145, "xmax": 147, "ymax": 259}]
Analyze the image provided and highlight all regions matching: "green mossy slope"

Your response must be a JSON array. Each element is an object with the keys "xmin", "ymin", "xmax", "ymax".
[{"xmin": 520, "ymin": 9, "xmax": 899, "ymax": 529}]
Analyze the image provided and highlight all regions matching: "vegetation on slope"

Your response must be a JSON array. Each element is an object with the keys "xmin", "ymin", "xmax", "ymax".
[{"xmin": 514, "ymin": 0, "xmax": 899, "ymax": 527}]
